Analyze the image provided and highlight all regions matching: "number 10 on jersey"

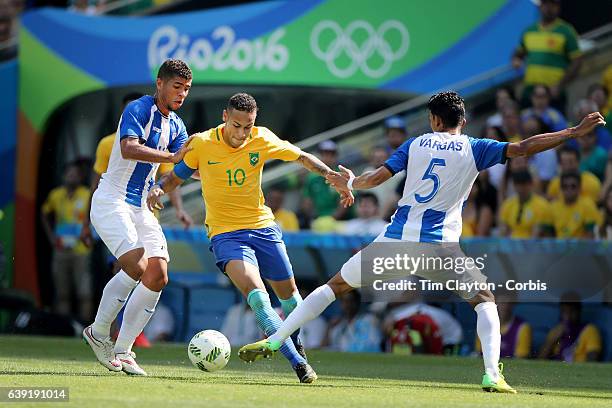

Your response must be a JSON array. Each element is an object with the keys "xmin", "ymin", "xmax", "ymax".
[
  {"xmin": 415, "ymin": 158, "xmax": 446, "ymax": 203},
  {"xmin": 226, "ymin": 168, "xmax": 246, "ymax": 186}
]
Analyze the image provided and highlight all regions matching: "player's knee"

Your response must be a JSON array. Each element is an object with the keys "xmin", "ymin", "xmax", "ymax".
[
  {"xmin": 327, "ymin": 274, "xmax": 353, "ymax": 297},
  {"xmin": 123, "ymin": 263, "xmax": 145, "ymax": 281},
  {"xmin": 469, "ymin": 289, "xmax": 495, "ymax": 307},
  {"xmin": 157, "ymin": 273, "xmax": 169, "ymax": 288},
  {"xmin": 119, "ymin": 248, "xmax": 146, "ymax": 279},
  {"xmin": 141, "ymin": 258, "xmax": 168, "ymax": 291},
  {"xmin": 141, "ymin": 273, "xmax": 168, "ymax": 291}
]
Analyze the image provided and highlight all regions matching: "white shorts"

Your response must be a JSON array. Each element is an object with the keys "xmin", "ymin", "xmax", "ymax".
[
  {"xmin": 91, "ymin": 183, "xmax": 169, "ymax": 262},
  {"xmin": 340, "ymin": 233, "xmax": 487, "ymax": 300}
]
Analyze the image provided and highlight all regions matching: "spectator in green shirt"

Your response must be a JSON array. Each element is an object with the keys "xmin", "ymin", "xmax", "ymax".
[
  {"xmin": 302, "ymin": 141, "xmax": 353, "ymax": 223},
  {"xmin": 512, "ymin": 0, "xmax": 582, "ymax": 110},
  {"xmin": 578, "ymin": 130, "xmax": 608, "ymax": 181}
]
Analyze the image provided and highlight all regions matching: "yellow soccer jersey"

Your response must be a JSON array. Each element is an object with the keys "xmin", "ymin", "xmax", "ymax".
[
  {"xmin": 548, "ymin": 323, "xmax": 602, "ymax": 362},
  {"xmin": 500, "ymin": 194, "xmax": 552, "ymax": 238},
  {"xmin": 550, "ymin": 196, "xmax": 602, "ymax": 238},
  {"xmin": 274, "ymin": 209, "xmax": 299, "ymax": 232},
  {"xmin": 94, "ymin": 133, "xmax": 174, "ymax": 176},
  {"xmin": 181, "ymin": 124, "xmax": 302, "ymax": 237},
  {"xmin": 42, "ymin": 186, "xmax": 91, "ymax": 254},
  {"xmin": 547, "ymin": 172, "xmax": 601, "ymax": 203},
  {"xmin": 572, "ymin": 324, "xmax": 602, "ymax": 362},
  {"xmin": 93, "ymin": 134, "xmax": 115, "ymax": 175}
]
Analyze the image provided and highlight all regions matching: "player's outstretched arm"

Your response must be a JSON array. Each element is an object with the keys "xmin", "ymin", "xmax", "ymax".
[
  {"xmin": 296, "ymin": 152, "xmax": 335, "ymax": 177},
  {"xmin": 147, "ymin": 170, "xmax": 186, "ymax": 212},
  {"xmin": 121, "ymin": 135, "xmax": 195, "ymax": 164},
  {"xmin": 506, "ymin": 112, "xmax": 605, "ymax": 158},
  {"xmin": 326, "ymin": 165, "xmax": 393, "ymax": 191}
]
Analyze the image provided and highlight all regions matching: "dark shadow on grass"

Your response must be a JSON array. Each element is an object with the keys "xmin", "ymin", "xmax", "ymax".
[
  {"xmin": 0, "ymin": 371, "xmax": 111, "ymax": 377},
  {"xmin": 150, "ymin": 374, "xmax": 379, "ymax": 389},
  {"xmin": 521, "ymin": 390, "xmax": 612, "ymax": 400}
]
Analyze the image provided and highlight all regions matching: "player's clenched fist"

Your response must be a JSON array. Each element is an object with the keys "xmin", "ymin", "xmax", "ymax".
[
  {"xmin": 574, "ymin": 112, "xmax": 606, "ymax": 138},
  {"xmin": 147, "ymin": 185, "xmax": 165, "ymax": 211}
]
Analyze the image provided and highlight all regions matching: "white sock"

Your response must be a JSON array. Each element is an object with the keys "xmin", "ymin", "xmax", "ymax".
[
  {"xmin": 269, "ymin": 284, "xmax": 336, "ymax": 344},
  {"xmin": 114, "ymin": 283, "xmax": 161, "ymax": 354},
  {"xmin": 475, "ymin": 302, "xmax": 501, "ymax": 381},
  {"xmin": 92, "ymin": 270, "xmax": 138, "ymax": 339}
]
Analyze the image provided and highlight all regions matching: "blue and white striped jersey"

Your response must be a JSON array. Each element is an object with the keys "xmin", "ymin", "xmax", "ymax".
[
  {"xmin": 383, "ymin": 132, "xmax": 508, "ymax": 243},
  {"xmin": 101, "ymin": 95, "xmax": 188, "ymax": 207}
]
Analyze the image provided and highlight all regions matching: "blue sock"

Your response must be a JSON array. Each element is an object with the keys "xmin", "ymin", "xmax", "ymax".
[
  {"xmin": 247, "ymin": 289, "xmax": 306, "ymax": 368},
  {"xmin": 279, "ymin": 292, "xmax": 303, "ymax": 350}
]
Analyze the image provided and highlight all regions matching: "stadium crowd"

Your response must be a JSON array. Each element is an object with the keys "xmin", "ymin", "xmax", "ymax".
[{"xmin": 33, "ymin": 0, "xmax": 610, "ymax": 362}]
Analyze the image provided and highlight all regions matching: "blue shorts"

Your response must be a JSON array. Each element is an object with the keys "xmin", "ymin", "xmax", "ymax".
[{"xmin": 210, "ymin": 224, "xmax": 294, "ymax": 281}]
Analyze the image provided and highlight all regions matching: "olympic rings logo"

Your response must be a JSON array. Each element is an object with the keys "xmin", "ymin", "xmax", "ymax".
[{"xmin": 310, "ymin": 20, "xmax": 410, "ymax": 79}]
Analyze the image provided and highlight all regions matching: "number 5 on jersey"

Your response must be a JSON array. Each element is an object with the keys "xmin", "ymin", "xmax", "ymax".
[{"xmin": 415, "ymin": 158, "xmax": 446, "ymax": 203}]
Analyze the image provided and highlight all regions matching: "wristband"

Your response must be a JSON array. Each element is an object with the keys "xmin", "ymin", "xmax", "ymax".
[{"xmin": 347, "ymin": 175, "xmax": 355, "ymax": 191}]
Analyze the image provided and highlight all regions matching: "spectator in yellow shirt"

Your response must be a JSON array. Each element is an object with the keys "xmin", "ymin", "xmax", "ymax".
[
  {"xmin": 551, "ymin": 172, "xmax": 602, "ymax": 238},
  {"xmin": 500, "ymin": 171, "xmax": 553, "ymax": 238},
  {"xmin": 41, "ymin": 162, "xmax": 92, "ymax": 321},
  {"xmin": 547, "ymin": 147, "xmax": 601, "ymax": 203},
  {"xmin": 476, "ymin": 289, "xmax": 532, "ymax": 358},
  {"xmin": 539, "ymin": 291, "xmax": 602, "ymax": 362},
  {"xmin": 266, "ymin": 186, "xmax": 299, "ymax": 232},
  {"xmin": 596, "ymin": 187, "xmax": 612, "ymax": 240}
]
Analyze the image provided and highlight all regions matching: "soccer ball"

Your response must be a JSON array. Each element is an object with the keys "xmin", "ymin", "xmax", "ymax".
[{"xmin": 187, "ymin": 330, "xmax": 231, "ymax": 372}]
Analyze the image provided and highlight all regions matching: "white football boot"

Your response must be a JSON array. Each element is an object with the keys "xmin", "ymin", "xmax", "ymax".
[
  {"xmin": 117, "ymin": 351, "xmax": 148, "ymax": 376},
  {"xmin": 82, "ymin": 325, "xmax": 122, "ymax": 372}
]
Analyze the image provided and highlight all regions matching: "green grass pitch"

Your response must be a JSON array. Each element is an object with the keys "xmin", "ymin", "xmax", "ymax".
[{"xmin": 1, "ymin": 335, "xmax": 611, "ymax": 407}]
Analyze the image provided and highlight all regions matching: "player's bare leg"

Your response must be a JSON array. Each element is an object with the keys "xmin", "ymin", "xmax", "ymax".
[
  {"xmin": 227, "ymin": 260, "xmax": 315, "ymax": 382},
  {"xmin": 115, "ymin": 256, "xmax": 168, "ymax": 376},
  {"xmin": 468, "ymin": 289, "xmax": 516, "ymax": 393},
  {"xmin": 84, "ymin": 247, "xmax": 145, "ymax": 372}
]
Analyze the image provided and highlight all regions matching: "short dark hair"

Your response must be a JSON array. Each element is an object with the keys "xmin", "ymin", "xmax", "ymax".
[
  {"xmin": 122, "ymin": 92, "xmax": 144, "ymax": 106},
  {"xmin": 497, "ymin": 86, "xmax": 516, "ymax": 101},
  {"xmin": 587, "ymin": 83, "xmax": 608, "ymax": 98},
  {"xmin": 480, "ymin": 125, "xmax": 507, "ymax": 142},
  {"xmin": 532, "ymin": 84, "xmax": 551, "ymax": 97},
  {"xmin": 64, "ymin": 161, "xmax": 80, "ymax": 172},
  {"xmin": 524, "ymin": 115, "xmax": 552, "ymax": 134},
  {"xmin": 560, "ymin": 171, "xmax": 581, "ymax": 186},
  {"xmin": 357, "ymin": 192, "xmax": 379, "ymax": 207},
  {"xmin": 512, "ymin": 170, "xmax": 532, "ymax": 184},
  {"xmin": 157, "ymin": 59, "xmax": 192, "ymax": 81},
  {"xmin": 558, "ymin": 146, "xmax": 580, "ymax": 161},
  {"xmin": 227, "ymin": 93, "xmax": 258, "ymax": 113},
  {"xmin": 427, "ymin": 91, "xmax": 465, "ymax": 128},
  {"xmin": 560, "ymin": 290, "xmax": 581, "ymax": 309}
]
